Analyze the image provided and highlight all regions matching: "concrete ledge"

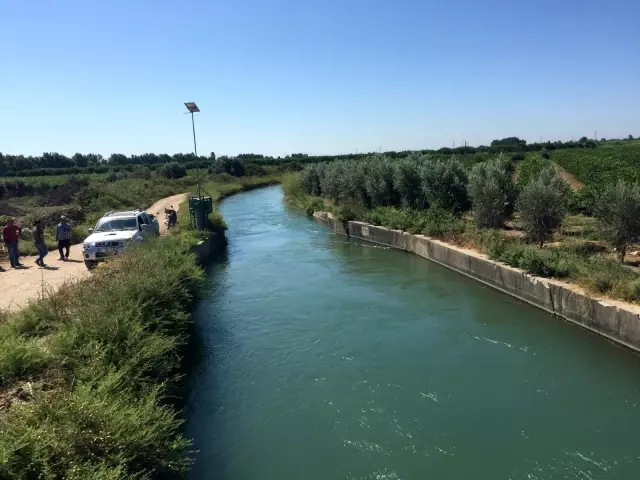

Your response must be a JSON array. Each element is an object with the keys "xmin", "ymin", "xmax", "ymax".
[{"xmin": 314, "ymin": 211, "xmax": 640, "ymax": 352}]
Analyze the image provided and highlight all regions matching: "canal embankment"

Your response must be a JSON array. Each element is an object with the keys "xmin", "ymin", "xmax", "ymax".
[{"xmin": 314, "ymin": 211, "xmax": 640, "ymax": 352}]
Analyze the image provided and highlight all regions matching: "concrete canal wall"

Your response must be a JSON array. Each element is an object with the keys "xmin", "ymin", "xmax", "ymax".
[
  {"xmin": 191, "ymin": 231, "xmax": 227, "ymax": 264},
  {"xmin": 313, "ymin": 211, "xmax": 640, "ymax": 352}
]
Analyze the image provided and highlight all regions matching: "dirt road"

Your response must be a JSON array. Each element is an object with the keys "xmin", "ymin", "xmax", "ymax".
[{"xmin": 0, "ymin": 193, "xmax": 188, "ymax": 312}]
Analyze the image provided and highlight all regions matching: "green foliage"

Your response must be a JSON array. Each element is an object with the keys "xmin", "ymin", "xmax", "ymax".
[
  {"xmin": 517, "ymin": 168, "xmax": 568, "ymax": 247},
  {"xmin": 300, "ymin": 164, "xmax": 322, "ymax": 197},
  {"xmin": 419, "ymin": 157, "xmax": 470, "ymax": 212},
  {"xmin": 364, "ymin": 157, "xmax": 397, "ymax": 207},
  {"xmin": 468, "ymin": 155, "xmax": 516, "ymax": 228},
  {"xmin": 495, "ymin": 244, "xmax": 571, "ymax": 277},
  {"xmin": 0, "ymin": 237, "xmax": 203, "ymax": 478},
  {"xmin": 516, "ymin": 153, "xmax": 553, "ymax": 187},
  {"xmin": 159, "ymin": 162, "xmax": 187, "ymax": 179},
  {"xmin": 393, "ymin": 156, "xmax": 425, "ymax": 209},
  {"xmin": 553, "ymin": 143, "xmax": 640, "ymax": 187},
  {"xmin": 595, "ymin": 181, "xmax": 640, "ymax": 262},
  {"xmin": 212, "ymin": 157, "xmax": 246, "ymax": 177},
  {"xmin": 362, "ymin": 205, "xmax": 465, "ymax": 238}
]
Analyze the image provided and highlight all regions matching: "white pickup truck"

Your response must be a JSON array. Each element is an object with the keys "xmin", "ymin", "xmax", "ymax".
[{"xmin": 82, "ymin": 209, "xmax": 159, "ymax": 269}]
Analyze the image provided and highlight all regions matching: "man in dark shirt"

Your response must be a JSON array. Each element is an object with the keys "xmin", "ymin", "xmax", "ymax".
[
  {"xmin": 32, "ymin": 219, "xmax": 48, "ymax": 267},
  {"xmin": 2, "ymin": 217, "xmax": 22, "ymax": 268}
]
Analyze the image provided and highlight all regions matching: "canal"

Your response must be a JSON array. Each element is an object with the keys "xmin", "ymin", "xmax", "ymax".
[{"xmin": 185, "ymin": 185, "xmax": 640, "ymax": 480}]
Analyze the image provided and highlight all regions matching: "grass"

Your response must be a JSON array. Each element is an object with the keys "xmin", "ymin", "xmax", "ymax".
[{"xmin": 0, "ymin": 236, "xmax": 203, "ymax": 478}]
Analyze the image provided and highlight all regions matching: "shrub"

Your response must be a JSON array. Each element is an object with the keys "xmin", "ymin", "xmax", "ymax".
[
  {"xmin": 364, "ymin": 157, "xmax": 398, "ymax": 207},
  {"xmin": 595, "ymin": 180, "xmax": 640, "ymax": 262},
  {"xmin": 244, "ymin": 163, "xmax": 267, "ymax": 177},
  {"xmin": 419, "ymin": 157, "xmax": 469, "ymax": 212},
  {"xmin": 159, "ymin": 162, "xmax": 187, "ymax": 179},
  {"xmin": 130, "ymin": 165, "xmax": 152, "ymax": 179},
  {"xmin": 421, "ymin": 205, "xmax": 466, "ymax": 239},
  {"xmin": 300, "ymin": 164, "xmax": 322, "ymax": 197},
  {"xmin": 496, "ymin": 244, "xmax": 570, "ymax": 278},
  {"xmin": 393, "ymin": 156, "xmax": 424, "ymax": 209},
  {"xmin": 468, "ymin": 155, "xmax": 517, "ymax": 228},
  {"xmin": 517, "ymin": 168, "xmax": 568, "ymax": 247}
]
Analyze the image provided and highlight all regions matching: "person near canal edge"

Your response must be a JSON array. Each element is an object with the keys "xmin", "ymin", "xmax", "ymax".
[
  {"xmin": 2, "ymin": 217, "xmax": 23, "ymax": 268},
  {"xmin": 32, "ymin": 219, "xmax": 48, "ymax": 267},
  {"xmin": 56, "ymin": 215, "xmax": 72, "ymax": 261}
]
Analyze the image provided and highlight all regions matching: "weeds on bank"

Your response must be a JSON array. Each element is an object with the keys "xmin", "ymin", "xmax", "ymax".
[{"xmin": 0, "ymin": 237, "xmax": 203, "ymax": 478}]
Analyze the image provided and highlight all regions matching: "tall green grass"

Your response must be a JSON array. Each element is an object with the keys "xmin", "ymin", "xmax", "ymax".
[{"xmin": 0, "ymin": 237, "xmax": 203, "ymax": 478}]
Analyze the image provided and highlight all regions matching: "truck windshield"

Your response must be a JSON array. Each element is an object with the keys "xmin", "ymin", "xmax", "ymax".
[{"xmin": 94, "ymin": 217, "xmax": 138, "ymax": 232}]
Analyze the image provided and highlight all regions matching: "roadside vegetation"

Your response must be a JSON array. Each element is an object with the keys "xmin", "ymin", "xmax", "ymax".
[
  {"xmin": 284, "ymin": 151, "xmax": 640, "ymax": 304},
  {"xmin": 0, "ymin": 237, "xmax": 203, "ymax": 478}
]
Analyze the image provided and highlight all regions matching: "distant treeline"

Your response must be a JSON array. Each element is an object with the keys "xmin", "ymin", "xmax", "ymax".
[{"xmin": 1, "ymin": 135, "xmax": 636, "ymax": 176}]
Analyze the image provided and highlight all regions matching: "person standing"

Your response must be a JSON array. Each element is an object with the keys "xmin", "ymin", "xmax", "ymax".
[
  {"xmin": 32, "ymin": 219, "xmax": 48, "ymax": 267},
  {"xmin": 55, "ymin": 216, "xmax": 72, "ymax": 260},
  {"xmin": 2, "ymin": 217, "xmax": 22, "ymax": 268}
]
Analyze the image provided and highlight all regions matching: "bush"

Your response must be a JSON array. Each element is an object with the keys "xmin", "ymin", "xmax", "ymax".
[
  {"xmin": 300, "ymin": 164, "xmax": 322, "ymax": 197},
  {"xmin": 517, "ymin": 168, "xmax": 568, "ymax": 247},
  {"xmin": 595, "ymin": 180, "xmax": 640, "ymax": 262},
  {"xmin": 495, "ymin": 244, "xmax": 571, "ymax": 278},
  {"xmin": 130, "ymin": 165, "xmax": 152, "ymax": 179},
  {"xmin": 420, "ymin": 157, "xmax": 469, "ymax": 212},
  {"xmin": 365, "ymin": 157, "xmax": 397, "ymax": 207},
  {"xmin": 468, "ymin": 155, "xmax": 517, "ymax": 228},
  {"xmin": 244, "ymin": 163, "xmax": 267, "ymax": 177},
  {"xmin": 213, "ymin": 158, "xmax": 246, "ymax": 177},
  {"xmin": 393, "ymin": 156, "xmax": 425, "ymax": 209},
  {"xmin": 159, "ymin": 162, "xmax": 187, "ymax": 179}
]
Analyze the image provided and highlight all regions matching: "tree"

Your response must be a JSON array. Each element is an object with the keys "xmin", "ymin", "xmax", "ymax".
[
  {"xmin": 364, "ymin": 156, "xmax": 397, "ymax": 207},
  {"xmin": 420, "ymin": 156, "xmax": 469, "ymax": 212},
  {"xmin": 517, "ymin": 168, "xmax": 567, "ymax": 247},
  {"xmin": 72, "ymin": 153, "xmax": 88, "ymax": 167},
  {"xmin": 159, "ymin": 162, "xmax": 187, "ymax": 179},
  {"xmin": 595, "ymin": 181, "xmax": 640, "ymax": 263},
  {"xmin": 468, "ymin": 155, "xmax": 517, "ymax": 228},
  {"xmin": 393, "ymin": 156, "xmax": 424, "ymax": 209}
]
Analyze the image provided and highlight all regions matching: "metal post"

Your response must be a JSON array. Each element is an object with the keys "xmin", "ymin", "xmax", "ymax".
[
  {"xmin": 191, "ymin": 110, "xmax": 201, "ymax": 193},
  {"xmin": 191, "ymin": 111, "xmax": 198, "ymax": 157}
]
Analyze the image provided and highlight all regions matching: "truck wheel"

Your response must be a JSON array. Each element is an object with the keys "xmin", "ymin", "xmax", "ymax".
[{"xmin": 84, "ymin": 260, "xmax": 97, "ymax": 270}]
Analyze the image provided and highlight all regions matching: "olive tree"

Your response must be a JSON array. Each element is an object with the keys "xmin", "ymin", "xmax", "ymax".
[
  {"xmin": 365, "ymin": 156, "xmax": 397, "ymax": 207},
  {"xmin": 595, "ymin": 180, "xmax": 640, "ymax": 263},
  {"xmin": 517, "ymin": 168, "xmax": 567, "ymax": 247},
  {"xmin": 420, "ymin": 156, "xmax": 469, "ymax": 212},
  {"xmin": 468, "ymin": 155, "xmax": 517, "ymax": 228},
  {"xmin": 393, "ymin": 156, "xmax": 425, "ymax": 209},
  {"xmin": 300, "ymin": 164, "xmax": 322, "ymax": 196}
]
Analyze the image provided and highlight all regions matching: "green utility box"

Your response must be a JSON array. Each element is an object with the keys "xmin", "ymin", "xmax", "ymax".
[{"xmin": 188, "ymin": 195, "xmax": 213, "ymax": 230}]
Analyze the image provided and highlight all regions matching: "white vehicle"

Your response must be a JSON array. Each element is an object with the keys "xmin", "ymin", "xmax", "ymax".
[{"xmin": 82, "ymin": 210, "xmax": 159, "ymax": 269}]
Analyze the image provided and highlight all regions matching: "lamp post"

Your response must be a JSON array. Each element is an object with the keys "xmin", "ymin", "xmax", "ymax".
[
  {"xmin": 184, "ymin": 102, "xmax": 200, "ymax": 157},
  {"xmin": 183, "ymin": 102, "xmax": 211, "ymax": 229}
]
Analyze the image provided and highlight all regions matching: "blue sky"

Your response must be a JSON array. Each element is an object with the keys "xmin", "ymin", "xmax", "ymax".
[{"xmin": 1, "ymin": 0, "xmax": 638, "ymax": 158}]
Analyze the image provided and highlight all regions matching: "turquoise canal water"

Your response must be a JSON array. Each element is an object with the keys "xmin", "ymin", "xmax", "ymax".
[{"xmin": 185, "ymin": 186, "xmax": 640, "ymax": 480}]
